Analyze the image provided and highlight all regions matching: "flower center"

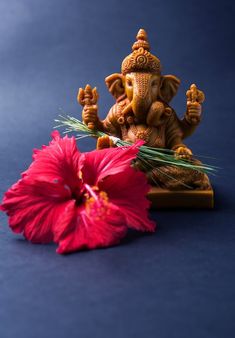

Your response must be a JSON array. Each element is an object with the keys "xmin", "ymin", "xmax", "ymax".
[{"xmin": 84, "ymin": 184, "xmax": 109, "ymax": 220}]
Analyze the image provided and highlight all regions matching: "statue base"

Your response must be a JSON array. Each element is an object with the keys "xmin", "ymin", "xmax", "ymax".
[{"xmin": 147, "ymin": 187, "xmax": 214, "ymax": 209}]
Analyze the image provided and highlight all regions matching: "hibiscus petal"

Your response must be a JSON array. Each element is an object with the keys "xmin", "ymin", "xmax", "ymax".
[
  {"xmin": 99, "ymin": 166, "xmax": 156, "ymax": 232},
  {"xmin": 0, "ymin": 131, "xmax": 83, "ymax": 243},
  {"xmin": 24, "ymin": 130, "xmax": 82, "ymax": 192},
  {"xmin": 80, "ymin": 143, "xmax": 141, "ymax": 186},
  {"xmin": 55, "ymin": 202, "xmax": 127, "ymax": 254},
  {"xmin": 1, "ymin": 177, "xmax": 73, "ymax": 243}
]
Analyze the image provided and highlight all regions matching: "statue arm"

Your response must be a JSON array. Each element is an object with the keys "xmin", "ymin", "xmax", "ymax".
[
  {"xmin": 177, "ymin": 115, "xmax": 199, "ymax": 139},
  {"xmin": 102, "ymin": 105, "xmax": 122, "ymax": 138},
  {"xmin": 165, "ymin": 113, "xmax": 193, "ymax": 159},
  {"xmin": 165, "ymin": 113, "xmax": 184, "ymax": 149},
  {"xmin": 81, "ymin": 102, "xmax": 121, "ymax": 137},
  {"xmin": 178, "ymin": 84, "xmax": 205, "ymax": 139},
  {"xmin": 78, "ymin": 84, "xmax": 123, "ymax": 138}
]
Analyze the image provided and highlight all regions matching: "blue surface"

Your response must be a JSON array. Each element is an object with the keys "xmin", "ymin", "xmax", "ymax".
[{"xmin": 0, "ymin": 0, "xmax": 234, "ymax": 337}]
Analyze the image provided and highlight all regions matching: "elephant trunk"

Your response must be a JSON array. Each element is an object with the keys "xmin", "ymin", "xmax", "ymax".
[
  {"xmin": 131, "ymin": 73, "xmax": 152, "ymax": 123},
  {"xmin": 132, "ymin": 96, "xmax": 152, "ymax": 122}
]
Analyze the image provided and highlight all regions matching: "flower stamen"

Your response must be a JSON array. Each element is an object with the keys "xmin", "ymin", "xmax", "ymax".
[
  {"xmin": 84, "ymin": 183, "xmax": 99, "ymax": 201},
  {"xmin": 84, "ymin": 185, "xmax": 109, "ymax": 220}
]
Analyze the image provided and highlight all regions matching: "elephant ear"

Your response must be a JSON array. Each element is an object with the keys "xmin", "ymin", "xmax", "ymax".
[
  {"xmin": 105, "ymin": 73, "xmax": 126, "ymax": 100},
  {"xmin": 158, "ymin": 75, "xmax": 181, "ymax": 103}
]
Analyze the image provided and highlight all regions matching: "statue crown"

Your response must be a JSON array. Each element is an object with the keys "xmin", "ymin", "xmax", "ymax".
[{"xmin": 121, "ymin": 28, "xmax": 161, "ymax": 75}]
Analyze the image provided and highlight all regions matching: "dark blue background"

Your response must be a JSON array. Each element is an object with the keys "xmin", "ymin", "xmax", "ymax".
[{"xmin": 0, "ymin": 1, "xmax": 234, "ymax": 337}]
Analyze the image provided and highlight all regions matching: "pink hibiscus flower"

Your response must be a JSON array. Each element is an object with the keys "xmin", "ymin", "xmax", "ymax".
[{"xmin": 0, "ymin": 131, "xmax": 155, "ymax": 254}]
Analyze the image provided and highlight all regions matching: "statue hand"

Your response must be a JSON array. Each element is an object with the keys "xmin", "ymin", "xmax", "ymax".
[
  {"xmin": 185, "ymin": 84, "xmax": 205, "ymax": 125},
  {"xmin": 78, "ymin": 85, "xmax": 99, "ymax": 130},
  {"xmin": 186, "ymin": 101, "xmax": 202, "ymax": 125},
  {"xmin": 82, "ymin": 105, "xmax": 98, "ymax": 128},
  {"xmin": 174, "ymin": 146, "xmax": 192, "ymax": 160},
  {"xmin": 96, "ymin": 136, "xmax": 114, "ymax": 150}
]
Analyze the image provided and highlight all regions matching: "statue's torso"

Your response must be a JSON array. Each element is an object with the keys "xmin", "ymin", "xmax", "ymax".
[
  {"xmin": 124, "ymin": 124, "xmax": 166, "ymax": 148},
  {"xmin": 111, "ymin": 98, "xmax": 168, "ymax": 148},
  {"xmin": 105, "ymin": 97, "xmax": 183, "ymax": 149}
]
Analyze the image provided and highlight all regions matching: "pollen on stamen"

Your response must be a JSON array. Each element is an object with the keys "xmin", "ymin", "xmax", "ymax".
[{"xmin": 85, "ymin": 190, "xmax": 110, "ymax": 220}]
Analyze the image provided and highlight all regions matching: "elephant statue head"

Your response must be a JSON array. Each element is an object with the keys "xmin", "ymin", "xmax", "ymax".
[{"xmin": 105, "ymin": 29, "xmax": 180, "ymax": 125}]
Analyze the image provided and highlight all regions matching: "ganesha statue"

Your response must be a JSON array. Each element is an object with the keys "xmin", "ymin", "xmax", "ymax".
[{"xmin": 77, "ymin": 29, "xmax": 213, "ymax": 208}]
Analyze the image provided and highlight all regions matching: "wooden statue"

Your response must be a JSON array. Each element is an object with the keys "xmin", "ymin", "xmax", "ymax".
[{"xmin": 77, "ymin": 29, "xmax": 213, "ymax": 208}]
